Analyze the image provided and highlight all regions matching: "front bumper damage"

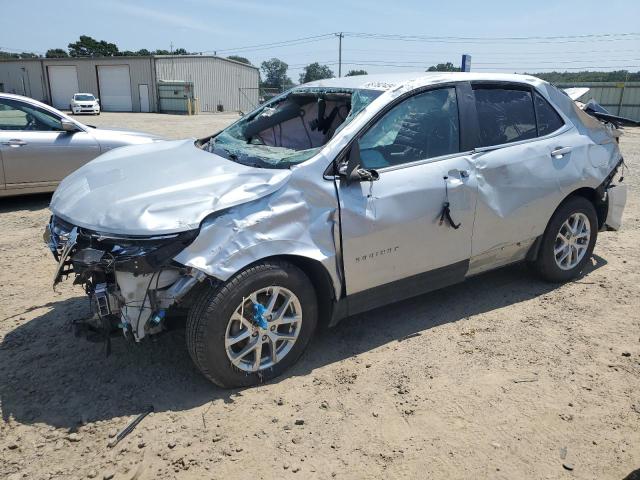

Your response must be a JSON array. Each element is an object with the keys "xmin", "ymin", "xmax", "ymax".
[{"xmin": 44, "ymin": 216, "xmax": 206, "ymax": 343}]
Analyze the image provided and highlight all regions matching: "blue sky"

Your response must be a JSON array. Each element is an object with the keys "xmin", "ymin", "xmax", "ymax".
[{"xmin": 1, "ymin": 0, "xmax": 639, "ymax": 80}]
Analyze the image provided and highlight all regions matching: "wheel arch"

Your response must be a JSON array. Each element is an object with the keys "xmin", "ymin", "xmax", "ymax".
[
  {"xmin": 565, "ymin": 186, "xmax": 607, "ymax": 230},
  {"xmin": 527, "ymin": 186, "xmax": 605, "ymax": 262},
  {"xmin": 243, "ymin": 254, "xmax": 339, "ymax": 329}
]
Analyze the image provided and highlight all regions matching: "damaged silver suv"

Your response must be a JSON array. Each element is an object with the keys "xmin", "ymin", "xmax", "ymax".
[{"xmin": 45, "ymin": 73, "xmax": 627, "ymax": 388}]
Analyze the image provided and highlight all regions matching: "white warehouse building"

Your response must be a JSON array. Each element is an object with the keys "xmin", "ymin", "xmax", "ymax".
[{"xmin": 0, "ymin": 55, "xmax": 259, "ymax": 113}]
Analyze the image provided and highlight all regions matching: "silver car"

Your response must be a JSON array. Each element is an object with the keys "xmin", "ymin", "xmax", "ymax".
[
  {"xmin": 0, "ymin": 93, "xmax": 161, "ymax": 197},
  {"xmin": 44, "ymin": 73, "xmax": 627, "ymax": 388}
]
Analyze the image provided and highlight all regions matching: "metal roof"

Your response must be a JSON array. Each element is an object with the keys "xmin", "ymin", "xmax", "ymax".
[{"xmin": 0, "ymin": 54, "xmax": 259, "ymax": 70}]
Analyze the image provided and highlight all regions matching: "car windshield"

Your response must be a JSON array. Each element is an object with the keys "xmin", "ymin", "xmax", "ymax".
[
  {"xmin": 75, "ymin": 94, "xmax": 95, "ymax": 101},
  {"xmin": 202, "ymin": 87, "xmax": 382, "ymax": 169}
]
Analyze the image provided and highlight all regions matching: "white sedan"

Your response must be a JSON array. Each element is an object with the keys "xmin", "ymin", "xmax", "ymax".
[{"xmin": 70, "ymin": 93, "xmax": 100, "ymax": 115}]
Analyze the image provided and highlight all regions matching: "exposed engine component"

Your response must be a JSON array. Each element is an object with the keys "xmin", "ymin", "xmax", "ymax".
[{"xmin": 45, "ymin": 216, "xmax": 206, "ymax": 344}]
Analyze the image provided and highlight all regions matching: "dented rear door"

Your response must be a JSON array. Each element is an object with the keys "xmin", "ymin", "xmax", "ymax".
[{"xmin": 467, "ymin": 83, "xmax": 576, "ymax": 274}]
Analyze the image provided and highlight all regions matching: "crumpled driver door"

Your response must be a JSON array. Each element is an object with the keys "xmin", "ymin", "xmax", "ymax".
[{"xmin": 335, "ymin": 85, "xmax": 478, "ymax": 314}]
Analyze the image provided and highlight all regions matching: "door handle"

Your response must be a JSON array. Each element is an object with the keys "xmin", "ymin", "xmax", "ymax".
[
  {"xmin": 448, "ymin": 168, "xmax": 470, "ymax": 179},
  {"xmin": 550, "ymin": 146, "xmax": 571, "ymax": 158},
  {"xmin": 1, "ymin": 139, "xmax": 27, "ymax": 147}
]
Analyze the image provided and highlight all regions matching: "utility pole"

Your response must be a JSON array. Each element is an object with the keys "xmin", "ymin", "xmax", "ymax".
[{"xmin": 336, "ymin": 32, "xmax": 344, "ymax": 77}]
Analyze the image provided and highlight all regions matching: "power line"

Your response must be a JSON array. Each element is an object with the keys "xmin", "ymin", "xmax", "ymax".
[
  {"xmin": 335, "ymin": 61, "xmax": 640, "ymax": 71},
  {"xmin": 343, "ymin": 32, "xmax": 640, "ymax": 44},
  {"xmin": 319, "ymin": 47, "xmax": 640, "ymax": 57},
  {"xmin": 333, "ymin": 58, "xmax": 640, "ymax": 66},
  {"xmin": 204, "ymin": 33, "xmax": 336, "ymax": 54}
]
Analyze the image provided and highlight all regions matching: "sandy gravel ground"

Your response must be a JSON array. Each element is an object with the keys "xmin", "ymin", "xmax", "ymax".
[
  {"xmin": 69, "ymin": 111, "xmax": 242, "ymax": 140},
  {"xmin": 1, "ymin": 118, "xmax": 639, "ymax": 480}
]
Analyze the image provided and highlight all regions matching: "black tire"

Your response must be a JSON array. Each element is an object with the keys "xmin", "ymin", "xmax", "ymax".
[
  {"xmin": 533, "ymin": 196, "xmax": 598, "ymax": 282},
  {"xmin": 186, "ymin": 260, "xmax": 317, "ymax": 388}
]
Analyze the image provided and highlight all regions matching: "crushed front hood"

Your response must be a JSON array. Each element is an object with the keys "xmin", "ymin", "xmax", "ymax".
[{"xmin": 50, "ymin": 139, "xmax": 291, "ymax": 235}]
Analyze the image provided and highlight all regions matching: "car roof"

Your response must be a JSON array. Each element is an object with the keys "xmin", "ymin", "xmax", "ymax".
[
  {"xmin": 303, "ymin": 72, "xmax": 546, "ymax": 91},
  {"xmin": 0, "ymin": 92, "xmax": 87, "ymax": 126},
  {"xmin": 74, "ymin": 93, "xmax": 95, "ymax": 96},
  {"xmin": 0, "ymin": 92, "xmax": 60, "ymax": 108}
]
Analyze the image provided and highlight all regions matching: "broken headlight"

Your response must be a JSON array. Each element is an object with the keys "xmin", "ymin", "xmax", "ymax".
[{"xmin": 46, "ymin": 215, "xmax": 199, "ymax": 275}]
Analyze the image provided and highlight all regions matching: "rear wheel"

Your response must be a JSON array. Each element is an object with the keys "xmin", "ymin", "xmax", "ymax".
[
  {"xmin": 533, "ymin": 196, "xmax": 598, "ymax": 282},
  {"xmin": 186, "ymin": 260, "xmax": 317, "ymax": 388}
]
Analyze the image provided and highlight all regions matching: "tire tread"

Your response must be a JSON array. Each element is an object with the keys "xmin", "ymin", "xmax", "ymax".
[{"xmin": 186, "ymin": 260, "xmax": 314, "ymax": 388}]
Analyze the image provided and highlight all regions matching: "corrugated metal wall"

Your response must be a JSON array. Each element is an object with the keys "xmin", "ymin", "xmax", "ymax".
[
  {"xmin": 43, "ymin": 57, "xmax": 156, "ymax": 112},
  {"xmin": 0, "ymin": 57, "xmax": 157, "ymax": 112},
  {"xmin": 2, "ymin": 56, "xmax": 258, "ymax": 113},
  {"xmin": 557, "ymin": 82, "xmax": 640, "ymax": 121},
  {"xmin": 0, "ymin": 61, "xmax": 47, "ymax": 101},
  {"xmin": 154, "ymin": 56, "xmax": 259, "ymax": 112}
]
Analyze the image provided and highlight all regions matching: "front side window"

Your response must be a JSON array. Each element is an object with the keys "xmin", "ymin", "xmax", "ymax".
[
  {"xmin": 0, "ymin": 99, "xmax": 63, "ymax": 131},
  {"xmin": 358, "ymin": 87, "xmax": 460, "ymax": 169},
  {"xmin": 473, "ymin": 87, "xmax": 536, "ymax": 147}
]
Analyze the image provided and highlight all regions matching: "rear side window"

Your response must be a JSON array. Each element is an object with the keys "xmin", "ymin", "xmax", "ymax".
[
  {"xmin": 473, "ymin": 87, "xmax": 537, "ymax": 147},
  {"xmin": 534, "ymin": 92, "xmax": 564, "ymax": 136}
]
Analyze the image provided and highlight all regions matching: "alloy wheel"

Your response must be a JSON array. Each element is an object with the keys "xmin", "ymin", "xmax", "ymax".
[
  {"xmin": 554, "ymin": 212, "xmax": 591, "ymax": 270},
  {"xmin": 224, "ymin": 286, "xmax": 302, "ymax": 373}
]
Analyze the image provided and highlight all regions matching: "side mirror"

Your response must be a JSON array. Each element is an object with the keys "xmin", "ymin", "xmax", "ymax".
[
  {"xmin": 338, "ymin": 141, "xmax": 379, "ymax": 184},
  {"xmin": 96, "ymin": 98, "xmax": 99, "ymax": 103},
  {"xmin": 61, "ymin": 119, "xmax": 79, "ymax": 133}
]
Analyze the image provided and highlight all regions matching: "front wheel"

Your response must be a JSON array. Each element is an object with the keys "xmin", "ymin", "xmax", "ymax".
[
  {"xmin": 186, "ymin": 261, "xmax": 317, "ymax": 388},
  {"xmin": 533, "ymin": 196, "xmax": 598, "ymax": 282}
]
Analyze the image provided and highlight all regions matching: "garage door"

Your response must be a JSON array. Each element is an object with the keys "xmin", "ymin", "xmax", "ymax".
[
  {"xmin": 97, "ymin": 65, "xmax": 133, "ymax": 111},
  {"xmin": 48, "ymin": 66, "xmax": 79, "ymax": 110}
]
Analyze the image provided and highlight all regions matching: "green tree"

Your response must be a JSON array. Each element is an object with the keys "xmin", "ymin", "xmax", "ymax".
[
  {"xmin": 45, "ymin": 49, "xmax": 69, "ymax": 58},
  {"xmin": 68, "ymin": 35, "xmax": 119, "ymax": 57},
  {"xmin": 426, "ymin": 62, "xmax": 460, "ymax": 72},
  {"xmin": 299, "ymin": 63, "xmax": 334, "ymax": 83},
  {"xmin": 0, "ymin": 51, "xmax": 40, "ymax": 59},
  {"xmin": 528, "ymin": 70, "xmax": 640, "ymax": 83},
  {"xmin": 345, "ymin": 69, "xmax": 368, "ymax": 77},
  {"xmin": 260, "ymin": 58, "xmax": 292, "ymax": 89},
  {"xmin": 136, "ymin": 49, "xmax": 152, "ymax": 56},
  {"xmin": 173, "ymin": 48, "xmax": 189, "ymax": 55},
  {"xmin": 227, "ymin": 55, "xmax": 252, "ymax": 65}
]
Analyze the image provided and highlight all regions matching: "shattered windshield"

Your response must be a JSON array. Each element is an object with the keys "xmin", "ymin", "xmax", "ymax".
[{"xmin": 203, "ymin": 87, "xmax": 382, "ymax": 169}]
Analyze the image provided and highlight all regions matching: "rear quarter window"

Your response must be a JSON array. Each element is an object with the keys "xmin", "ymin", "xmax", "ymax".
[{"xmin": 534, "ymin": 92, "xmax": 565, "ymax": 136}]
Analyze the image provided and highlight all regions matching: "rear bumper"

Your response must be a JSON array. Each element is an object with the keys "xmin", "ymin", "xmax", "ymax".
[{"xmin": 605, "ymin": 183, "xmax": 627, "ymax": 231}]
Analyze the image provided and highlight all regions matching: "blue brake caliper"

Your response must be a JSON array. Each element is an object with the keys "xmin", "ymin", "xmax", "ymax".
[{"xmin": 252, "ymin": 303, "xmax": 269, "ymax": 330}]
